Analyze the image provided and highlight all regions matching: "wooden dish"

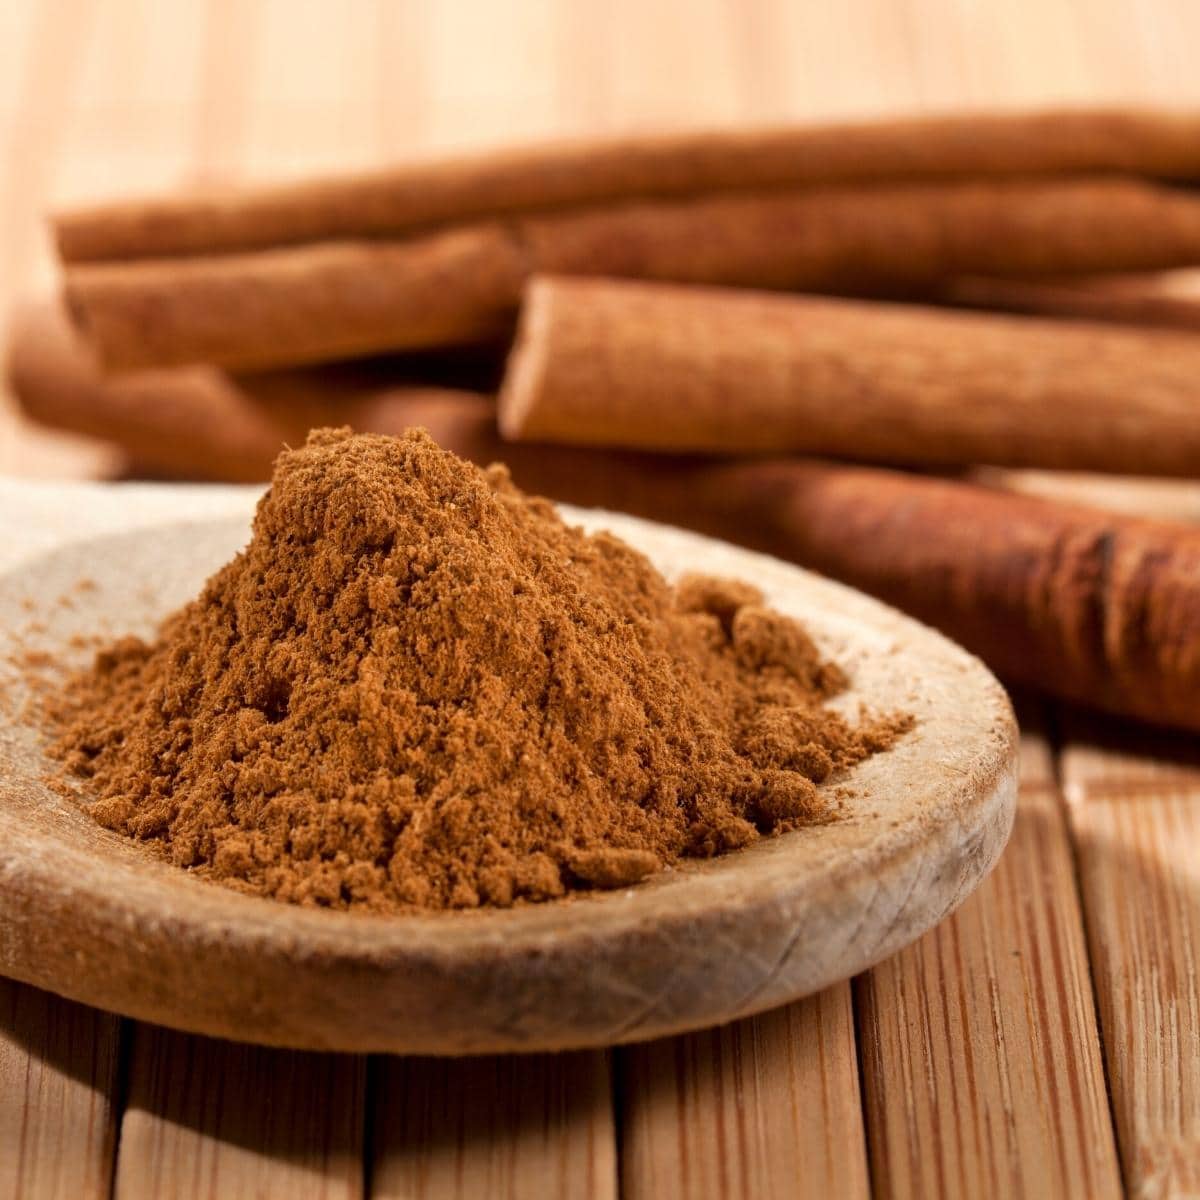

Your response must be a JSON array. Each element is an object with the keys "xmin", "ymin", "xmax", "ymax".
[{"xmin": 0, "ymin": 507, "xmax": 1017, "ymax": 1054}]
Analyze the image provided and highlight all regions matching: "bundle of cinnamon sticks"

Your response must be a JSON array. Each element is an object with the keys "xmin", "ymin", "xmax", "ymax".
[{"xmin": 11, "ymin": 106, "xmax": 1200, "ymax": 730}]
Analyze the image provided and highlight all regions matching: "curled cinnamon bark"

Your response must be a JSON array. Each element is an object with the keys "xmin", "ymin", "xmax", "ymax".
[
  {"xmin": 63, "ymin": 226, "xmax": 525, "ymax": 371},
  {"xmin": 943, "ymin": 271, "xmax": 1200, "ymax": 331},
  {"xmin": 55, "ymin": 107, "xmax": 1200, "ymax": 262},
  {"xmin": 64, "ymin": 177, "xmax": 1200, "ymax": 371},
  {"xmin": 6, "ymin": 300, "xmax": 495, "ymax": 481},
  {"xmin": 708, "ymin": 462, "xmax": 1200, "ymax": 734},
  {"xmin": 500, "ymin": 275, "xmax": 1200, "ymax": 475}
]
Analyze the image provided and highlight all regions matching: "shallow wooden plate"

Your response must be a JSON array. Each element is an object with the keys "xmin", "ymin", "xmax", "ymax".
[{"xmin": 0, "ymin": 507, "xmax": 1016, "ymax": 1054}]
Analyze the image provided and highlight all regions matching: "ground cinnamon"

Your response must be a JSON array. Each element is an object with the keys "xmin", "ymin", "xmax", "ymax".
[
  {"xmin": 46, "ymin": 428, "xmax": 906, "ymax": 911},
  {"xmin": 500, "ymin": 275, "xmax": 1200, "ymax": 475},
  {"xmin": 54, "ymin": 107, "xmax": 1200, "ymax": 262},
  {"xmin": 63, "ymin": 177, "xmax": 1200, "ymax": 370}
]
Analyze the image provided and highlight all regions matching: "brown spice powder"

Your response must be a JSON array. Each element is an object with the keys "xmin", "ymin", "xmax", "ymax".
[{"xmin": 48, "ymin": 428, "xmax": 908, "ymax": 911}]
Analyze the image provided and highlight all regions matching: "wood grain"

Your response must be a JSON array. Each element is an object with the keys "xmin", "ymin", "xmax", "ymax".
[
  {"xmin": 370, "ymin": 1050, "xmax": 616, "ymax": 1200},
  {"xmin": 618, "ymin": 985, "xmax": 868, "ymax": 1200},
  {"xmin": 855, "ymin": 711, "xmax": 1122, "ymax": 1199},
  {"xmin": 112, "ymin": 1024, "xmax": 365, "ymax": 1200},
  {"xmin": 1059, "ymin": 714, "xmax": 1200, "ymax": 1199},
  {"xmin": 0, "ymin": 977, "xmax": 122, "ymax": 1200}
]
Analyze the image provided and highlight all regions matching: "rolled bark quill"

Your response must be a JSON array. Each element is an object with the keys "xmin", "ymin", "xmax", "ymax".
[
  {"xmin": 63, "ymin": 226, "xmax": 526, "ymax": 372},
  {"xmin": 11, "ymin": 302, "xmax": 1200, "ymax": 732},
  {"xmin": 63, "ymin": 177, "xmax": 1200, "ymax": 371},
  {"xmin": 973, "ymin": 468, "xmax": 1200, "ymax": 524},
  {"xmin": 943, "ymin": 271, "xmax": 1200, "ymax": 332},
  {"xmin": 698, "ymin": 463, "xmax": 1200, "ymax": 734},
  {"xmin": 54, "ymin": 107, "xmax": 1200, "ymax": 262},
  {"xmin": 500, "ymin": 275, "xmax": 1200, "ymax": 476},
  {"xmin": 554, "ymin": 452, "xmax": 1200, "ymax": 734},
  {"xmin": 5, "ymin": 300, "xmax": 496, "ymax": 482}
]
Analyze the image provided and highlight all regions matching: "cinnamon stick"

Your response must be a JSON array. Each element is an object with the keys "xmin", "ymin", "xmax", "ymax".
[
  {"xmin": 500, "ymin": 275, "xmax": 1200, "ymax": 476},
  {"xmin": 6, "ymin": 300, "xmax": 495, "ymax": 481},
  {"xmin": 523, "ymin": 177, "xmax": 1200, "ymax": 286},
  {"xmin": 64, "ymin": 226, "xmax": 526, "ymax": 371},
  {"xmin": 533, "ymin": 451, "xmax": 1200, "ymax": 733},
  {"xmin": 972, "ymin": 468, "xmax": 1200, "ymax": 523},
  {"xmin": 55, "ymin": 107, "xmax": 1200, "ymax": 262},
  {"xmin": 692, "ymin": 462, "xmax": 1200, "ymax": 733},
  {"xmin": 12, "ymin": 301, "xmax": 1200, "ymax": 731},
  {"xmin": 943, "ymin": 270, "xmax": 1200, "ymax": 331},
  {"xmin": 65, "ymin": 177, "xmax": 1200, "ymax": 370}
]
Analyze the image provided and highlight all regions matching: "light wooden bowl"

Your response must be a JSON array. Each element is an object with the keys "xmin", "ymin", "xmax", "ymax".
[{"xmin": 0, "ymin": 507, "xmax": 1017, "ymax": 1054}]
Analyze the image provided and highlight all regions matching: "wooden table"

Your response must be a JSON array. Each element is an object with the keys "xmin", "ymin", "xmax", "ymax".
[{"xmin": 1, "ymin": 2, "xmax": 1198, "ymax": 1197}]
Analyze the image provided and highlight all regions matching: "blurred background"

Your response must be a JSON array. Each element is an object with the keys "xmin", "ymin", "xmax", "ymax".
[{"xmin": 3, "ymin": 0, "xmax": 1200, "ymax": 478}]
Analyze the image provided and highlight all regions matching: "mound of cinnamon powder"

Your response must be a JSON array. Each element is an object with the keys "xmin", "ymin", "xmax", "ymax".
[{"xmin": 50, "ymin": 428, "xmax": 908, "ymax": 911}]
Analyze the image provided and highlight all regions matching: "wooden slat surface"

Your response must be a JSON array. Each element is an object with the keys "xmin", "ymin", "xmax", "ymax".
[
  {"xmin": 113, "ymin": 1025, "xmax": 365, "ymax": 1200},
  {"xmin": 618, "ymin": 985, "xmax": 868, "ymax": 1200},
  {"xmin": 370, "ymin": 1051, "xmax": 616, "ymax": 1200},
  {"xmin": 0, "ymin": 979, "xmax": 122, "ymax": 1200},
  {"xmin": 4, "ymin": 2, "xmax": 1200, "ymax": 1198},
  {"xmin": 1059, "ymin": 716, "xmax": 1200, "ymax": 1200},
  {"xmin": 856, "ymin": 712, "xmax": 1122, "ymax": 1199}
]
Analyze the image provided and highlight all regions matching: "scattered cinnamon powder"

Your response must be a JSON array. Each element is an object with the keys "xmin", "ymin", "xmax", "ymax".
[{"xmin": 46, "ymin": 428, "xmax": 909, "ymax": 911}]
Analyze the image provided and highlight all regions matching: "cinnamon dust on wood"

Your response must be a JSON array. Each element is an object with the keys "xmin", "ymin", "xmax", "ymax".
[{"xmin": 47, "ymin": 429, "xmax": 907, "ymax": 911}]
